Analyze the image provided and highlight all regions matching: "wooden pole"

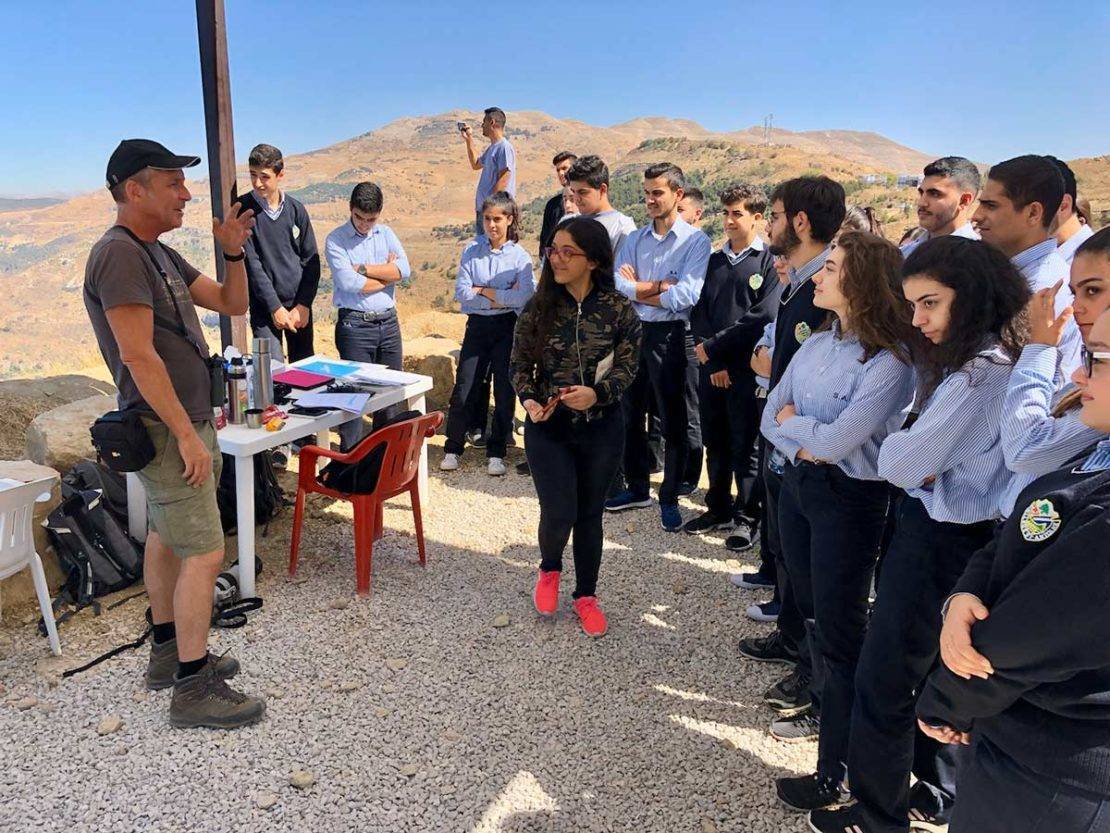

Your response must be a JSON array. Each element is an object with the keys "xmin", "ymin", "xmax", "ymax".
[{"xmin": 195, "ymin": 0, "xmax": 246, "ymax": 351}]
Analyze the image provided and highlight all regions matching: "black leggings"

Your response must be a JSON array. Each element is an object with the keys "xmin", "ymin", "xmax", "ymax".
[{"xmin": 525, "ymin": 407, "xmax": 624, "ymax": 598}]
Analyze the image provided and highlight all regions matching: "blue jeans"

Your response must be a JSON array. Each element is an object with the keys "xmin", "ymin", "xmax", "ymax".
[{"xmin": 334, "ymin": 308, "xmax": 403, "ymax": 449}]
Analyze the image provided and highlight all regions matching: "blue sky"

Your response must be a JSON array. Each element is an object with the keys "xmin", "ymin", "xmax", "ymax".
[{"xmin": 2, "ymin": 0, "xmax": 1106, "ymax": 196}]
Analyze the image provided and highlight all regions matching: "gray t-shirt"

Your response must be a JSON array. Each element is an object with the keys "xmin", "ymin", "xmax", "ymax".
[
  {"xmin": 475, "ymin": 138, "xmax": 517, "ymax": 210},
  {"xmin": 83, "ymin": 226, "xmax": 213, "ymax": 422},
  {"xmin": 587, "ymin": 210, "xmax": 637, "ymax": 256}
]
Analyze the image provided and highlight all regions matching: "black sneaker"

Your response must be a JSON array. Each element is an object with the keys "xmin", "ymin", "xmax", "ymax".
[
  {"xmin": 738, "ymin": 630, "xmax": 798, "ymax": 665},
  {"xmin": 908, "ymin": 805, "xmax": 949, "ymax": 833},
  {"xmin": 515, "ymin": 460, "xmax": 531, "ymax": 476},
  {"xmin": 770, "ymin": 710, "xmax": 820, "ymax": 742},
  {"xmin": 776, "ymin": 772, "xmax": 850, "ymax": 812},
  {"xmin": 676, "ymin": 481, "xmax": 697, "ymax": 497},
  {"xmin": 466, "ymin": 429, "xmax": 487, "ymax": 448},
  {"xmin": 809, "ymin": 804, "xmax": 877, "ymax": 833},
  {"xmin": 764, "ymin": 667, "xmax": 812, "ymax": 715},
  {"xmin": 682, "ymin": 510, "xmax": 734, "ymax": 534}
]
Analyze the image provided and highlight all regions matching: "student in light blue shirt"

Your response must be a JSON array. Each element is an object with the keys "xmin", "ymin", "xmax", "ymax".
[
  {"xmin": 974, "ymin": 155, "xmax": 1083, "ymax": 384},
  {"xmin": 763, "ymin": 232, "xmax": 916, "ymax": 811},
  {"xmin": 899, "ymin": 156, "xmax": 981, "ymax": 258},
  {"xmin": 998, "ymin": 228, "xmax": 1110, "ymax": 517},
  {"xmin": 441, "ymin": 193, "xmax": 534, "ymax": 476},
  {"xmin": 324, "ymin": 182, "xmax": 412, "ymax": 448},
  {"xmin": 461, "ymin": 107, "xmax": 517, "ymax": 236},
  {"xmin": 604, "ymin": 162, "xmax": 711, "ymax": 532},
  {"xmin": 814, "ymin": 237, "xmax": 1031, "ymax": 833}
]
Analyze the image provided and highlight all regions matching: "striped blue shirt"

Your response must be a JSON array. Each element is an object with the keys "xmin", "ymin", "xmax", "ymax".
[
  {"xmin": 788, "ymin": 247, "xmax": 829, "ymax": 294},
  {"xmin": 878, "ymin": 347, "xmax": 1014, "ymax": 523},
  {"xmin": 1058, "ymin": 223, "xmax": 1095, "ymax": 266},
  {"xmin": 614, "ymin": 216, "xmax": 711, "ymax": 323},
  {"xmin": 454, "ymin": 238, "xmax": 535, "ymax": 316},
  {"xmin": 761, "ymin": 326, "xmax": 915, "ymax": 480},
  {"xmin": 1078, "ymin": 438, "xmax": 1110, "ymax": 473},
  {"xmin": 900, "ymin": 221, "xmax": 979, "ymax": 257},
  {"xmin": 325, "ymin": 221, "xmax": 412, "ymax": 313},
  {"xmin": 754, "ymin": 320, "xmax": 775, "ymax": 391},
  {"xmin": 1012, "ymin": 239, "xmax": 1083, "ymax": 385},
  {"xmin": 997, "ymin": 343, "xmax": 1105, "ymax": 517}
]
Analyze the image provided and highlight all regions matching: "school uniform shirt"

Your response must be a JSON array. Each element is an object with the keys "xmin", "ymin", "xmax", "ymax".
[
  {"xmin": 454, "ymin": 238, "xmax": 535, "ymax": 316},
  {"xmin": 475, "ymin": 138, "xmax": 517, "ymax": 210},
  {"xmin": 917, "ymin": 439, "xmax": 1110, "ymax": 796},
  {"xmin": 997, "ymin": 343, "xmax": 1105, "ymax": 517},
  {"xmin": 768, "ymin": 247, "xmax": 830, "ymax": 388},
  {"xmin": 1012, "ymin": 238, "xmax": 1083, "ymax": 383},
  {"xmin": 691, "ymin": 237, "xmax": 780, "ymax": 375},
  {"xmin": 877, "ymin": 346, "xmax": 1014, "ymax": 524},
  {"xmin": 325, "ymin": 220, "xmax": 412, "ymax": 313},
  {"xmin": 754, "ymin": 321, "xmax": 774, "ymax": 392},
  {"xmin": 899, "ymin": 221, "xmax": 979, "ymax": 257},
  {"xmin": 761, "ymin": 325, "xmax": 915, "ymax": 480},
  {"xmin": 1057, "ymin": 223, "xmax": 1095, "ymax": 266},
  {"xmin": 614, "ymin": 216, "xmax": 711, "ymax": 323}
]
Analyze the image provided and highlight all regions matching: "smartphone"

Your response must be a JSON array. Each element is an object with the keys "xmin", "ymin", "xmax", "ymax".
[
  {"xmin": 456, "ymin": 121, "xmax": 468, "ymax": 132},
  {"xmin": 538, "ymin": 393, "xmax": 560, "ymax": 419}
]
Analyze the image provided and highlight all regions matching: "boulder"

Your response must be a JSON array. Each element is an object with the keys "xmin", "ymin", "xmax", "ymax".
[
  {"xmin": 402, "ymin": 336, "xmax": 460, "ymax": 414},
  {"xmin": 0, "ymin": 374, "xmax": 116, "ymax": 462},
  {"xmin": 25, "ymin": 394, "xmax": 115, "ymax": 473},
  {"xmin": 0, "ymin": 461, "xmax": 63, "ymax": 622}
]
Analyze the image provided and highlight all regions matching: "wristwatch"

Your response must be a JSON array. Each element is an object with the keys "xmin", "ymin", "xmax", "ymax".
[{"xmin": 223, "ymin": 249, "xmax": 246, "ymax": 262}]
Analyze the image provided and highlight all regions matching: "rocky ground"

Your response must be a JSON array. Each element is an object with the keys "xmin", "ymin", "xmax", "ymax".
[{"xmin": 0, "ymin": 437, "xmax": 816, "ymax": 833}]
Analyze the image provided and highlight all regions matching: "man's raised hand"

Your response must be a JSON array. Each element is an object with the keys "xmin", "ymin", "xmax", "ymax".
[{"xmin": 213, "ymin": 205, "xmax": 255, "ymax": 255}]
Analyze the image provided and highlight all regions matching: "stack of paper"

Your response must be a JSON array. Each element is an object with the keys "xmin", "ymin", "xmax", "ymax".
[
  {"xmin": 349, "ymin": 367, "xmax": 425, "ymax": 386},
  {"xmin": 294, "ymin": 392, "xmax": 372, "ymax": 414}
]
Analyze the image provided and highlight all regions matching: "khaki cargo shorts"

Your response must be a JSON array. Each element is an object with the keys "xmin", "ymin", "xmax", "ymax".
[{"xmin": 136, "ymin": 418, "xmax": 224, "ymax": 558}]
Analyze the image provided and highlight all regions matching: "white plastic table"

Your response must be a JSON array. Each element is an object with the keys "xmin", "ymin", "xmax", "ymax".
[{"xmin": 127, "ymin": 356, "xmax": 433, "ymax": 597}]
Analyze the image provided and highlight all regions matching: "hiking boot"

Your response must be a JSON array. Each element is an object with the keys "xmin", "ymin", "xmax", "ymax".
[
  {"xmin": 534, "ymin": 570, "xmax": 560, "ymax": 616},
  {"xmin": 573, "ymin": 596, "xmax": 608, "ymax": 638},
  {"xmin": 682, "ymin": 510, "xmax": 734, "ymax": 534},
  {"xmin": 764, "ymin": 667, "xmax": 813, "ymax": 715},
  {"xmin": 770, "ymin": 710, "xmax": 820, "ymax": 742},
  {"xmin": 169, "ymin": 663, "xmax": 266, "ymax": 729},
  {"xmin": 145, "ymin": 640, "xmax": 241, "ymax": 691},
  {"xmin": 776, "ymin": 772, "xmax": 851, "ymax": 812},
  {"xmin": 738, "ymin": 630, "xmax": 798, "ymax": 665}
]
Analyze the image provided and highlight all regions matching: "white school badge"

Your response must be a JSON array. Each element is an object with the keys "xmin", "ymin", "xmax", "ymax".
[
  {"xmin": 1019, "ymin": 498, "xmax": 1061, "ymax": 542},
  {"xmin": 749, "ymin": 273, "xmax": 764, "ymax": 290},
  {"xmin": 292, "ymin": 225, "xmax": 301, "ymax": 240},
  {"xmin": 795, "ymin": 322, "xmax": 812, "ymax": 344}
]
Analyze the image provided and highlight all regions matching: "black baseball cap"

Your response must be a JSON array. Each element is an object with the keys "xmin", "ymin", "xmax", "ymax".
[{"xmin": 106, "ymin": 139, "xmax": 201, "ymax": 189}]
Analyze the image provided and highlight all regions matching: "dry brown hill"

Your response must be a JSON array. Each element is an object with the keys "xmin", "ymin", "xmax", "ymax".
[{"xmin": 1, "ymin": 111, "xmax": 1105, "ymax": 379}]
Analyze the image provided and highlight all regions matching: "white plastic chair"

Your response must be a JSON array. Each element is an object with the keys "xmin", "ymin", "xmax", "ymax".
[{"xmin": 0, "ymin": 476, "xmax": 61, "ymax": 655}]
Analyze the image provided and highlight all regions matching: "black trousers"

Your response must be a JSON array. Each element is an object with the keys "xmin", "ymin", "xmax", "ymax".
[
  {"xmin": 444, "ymin": 313, "xmax": 516, "ymax": 458},
  {"xmin": 699, "ymin": 368, "xmax": 760, "ymax": 519},
  {"xmin": 778, "ymin": 462, "xmax": 890, "ymax": 784},
  {"xmin": 848, "ymin": 495, "xmax": 996, "ymax": 832},
  {"xmin": 526, "ymin": 407, "xmax": 624, "ymax": 598},
  {"xmin": 252, "ymin": 308, "xmax": 315, "ymax": 363},
  {"xmin": 951, "ymin": 736, "xmax": 1110, "ymax": 833},
  {"xmin": 334, "ymin": 308, "xmax": 403, "ymax": 449},
  {"xmin": 764, "ymin": 451, "xmax": 806, "ymax": 661},
  {"xmin": 622, "ymin": 321, "xmax": 699, "ymax": 505},
  {"xmin": 465, "ymin": 354, "xmax": 493, "ymax": 434}
]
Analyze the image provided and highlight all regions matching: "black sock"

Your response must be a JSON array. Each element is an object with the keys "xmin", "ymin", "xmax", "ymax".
[
  {"xmin": 152, "ymin": 622, "xmax": 176, "ymax": 645},
  {"xmin": 177, "ymin": 656, "xmax": 208, "ymax": 679}
]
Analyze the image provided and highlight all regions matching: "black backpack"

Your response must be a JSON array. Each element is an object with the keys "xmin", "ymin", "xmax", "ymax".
[
  {"xmin": 42, "ymin": 483, "xmax": 145, "ymax": 629},
  {"xmin": 317, "ymin": 410, "xmax": 421, "ymax": 494},
  {"xmin": 216, "ymin": 450, "xmax": 286, "ymax": 535},
  {"xmin": 63, "ymin": 459, "xmax": 130, "ymax": 526}
]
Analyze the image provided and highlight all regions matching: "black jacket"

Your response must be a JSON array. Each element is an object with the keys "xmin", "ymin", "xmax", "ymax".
[
  {"xmin": 917, "ymin": 443, "xmax": 1110, "ymax": 794},
  {"xmin": 538, "ymin": 193, "xmax": 565, "ymax": 260},
  {"xmin": 691, "ymin": 246, "xmax": 780, "ymax": 375}
]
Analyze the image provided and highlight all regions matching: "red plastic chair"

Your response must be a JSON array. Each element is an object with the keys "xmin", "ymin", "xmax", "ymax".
[{"xmin": 288, "ymin": 411, "xmax": 444, "ymax": 595}]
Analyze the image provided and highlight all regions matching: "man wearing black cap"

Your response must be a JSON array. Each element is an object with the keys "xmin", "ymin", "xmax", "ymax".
[{"xmin": 84, "ymin": 139, "xmax": 265, "ymax": 729}]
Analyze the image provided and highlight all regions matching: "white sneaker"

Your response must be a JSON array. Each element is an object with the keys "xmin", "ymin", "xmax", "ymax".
[
  {"xmin": 440, "ymin": 453, "xmax": 460, "ymax": 471},
  {"xmin": 487, "ymin": 457, "xmax": 507, "ymax": 476}
]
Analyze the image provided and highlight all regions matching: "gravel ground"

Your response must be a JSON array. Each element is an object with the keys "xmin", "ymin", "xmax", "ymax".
[{"xmin": 0, "ymin": 437, "xmax": 816, "ymax": 833}]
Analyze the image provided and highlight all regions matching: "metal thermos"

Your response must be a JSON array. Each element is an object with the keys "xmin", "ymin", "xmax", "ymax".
[
  {"xmin": 226, "ymin": 358, "xmax": 248, "ymax": 424},
  {"xmin": 251, "ymin": 337, "xmax": 274, "ymax": 409}
]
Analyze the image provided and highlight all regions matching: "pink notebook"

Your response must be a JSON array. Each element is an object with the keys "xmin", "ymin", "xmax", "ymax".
[{"xmin": 272, "ymin": 368, "xmax": 334, "ymax": 389}]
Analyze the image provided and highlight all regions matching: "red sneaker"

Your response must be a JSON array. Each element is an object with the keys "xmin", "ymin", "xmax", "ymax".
[
  {"xmin": 573, "ymin": 596, "xmax": 608, "ymax": 638},
  {"xmin": 533, "ymin": 570, "xmax": 561, "ymax": 615}
]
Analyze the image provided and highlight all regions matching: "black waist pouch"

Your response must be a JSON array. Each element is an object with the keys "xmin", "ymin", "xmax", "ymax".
[{"xmin": 90, "ymin": 410, "xmax": 157, "ymax": 473}]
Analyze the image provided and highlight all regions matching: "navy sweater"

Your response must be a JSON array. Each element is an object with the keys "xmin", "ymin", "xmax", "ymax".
[
  {"xmin": 236, "ymin": 192, "xmax": 320, "ymax": 324},
  {"xmin": 770, "ymin": 277, "xmax": 826, "ymax": 388},
  {"xmin": 917, "ymin": 443, "xmax": 1110, "ymax": 795},
  {"xmin": 691, "ymin": 246, "xmax": 780, "ymax": 376}
]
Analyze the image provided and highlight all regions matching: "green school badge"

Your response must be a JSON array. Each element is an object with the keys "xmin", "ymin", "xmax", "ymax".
[
  {"xmin": 1019, "ymin": 498, "xmax": 1061, "ymax": 543},
  {"xmin": 749, "ymin": 273, "xmax": 764, "ymax": 290},
  {"xmin": 795, "ymin": 322, "xmax": 812, "ymax": 344}
]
